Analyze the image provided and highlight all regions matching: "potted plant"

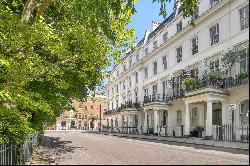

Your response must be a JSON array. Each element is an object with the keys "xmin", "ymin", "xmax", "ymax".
[
  {"xmin": 207, "ymin": 70, "xmax": 225, "ymax": 87},
  {"xmin": 181, "ymin": 77, "xmax": 197, "ymax": 92},
  {"xmin": 238, "ymin": 70, "xmax": 249, "ymax": 84}
]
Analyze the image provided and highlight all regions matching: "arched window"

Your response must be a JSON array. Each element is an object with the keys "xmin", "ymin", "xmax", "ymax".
[
  {"xmin": 177, "ymin": 110, "xmax": 182, "ymax": 126},
  {"xmin": 240, "ymin": 100, "xmax": 249, "ymax": 125}
]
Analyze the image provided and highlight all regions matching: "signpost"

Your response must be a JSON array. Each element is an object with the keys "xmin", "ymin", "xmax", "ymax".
[{"xmin": 229, "ymin": 103, "xmax": 236, "ymax": 141}]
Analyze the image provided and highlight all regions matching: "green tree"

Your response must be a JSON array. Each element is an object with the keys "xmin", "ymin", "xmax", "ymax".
[
  {"xmin": 221, "ymin": 49, "xmax": 245, "ymax": 77},
  {"xmin": 0, "ymin": 0, "xmax": 136, "ymax": 144},
  {"xmin": 0, "ymin": 0, "xmax": 198, "ymax": 144}
]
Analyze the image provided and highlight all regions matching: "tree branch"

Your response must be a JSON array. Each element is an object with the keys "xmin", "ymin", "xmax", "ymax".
[{"xmin": 21, "ymin": 0, "xmax": 37, "ymax": 23}]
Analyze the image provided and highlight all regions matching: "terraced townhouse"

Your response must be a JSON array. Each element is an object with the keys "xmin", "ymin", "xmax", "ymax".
[{"xmin": 104, "ymin": 0, "xmax": 249, "ymax": 141}]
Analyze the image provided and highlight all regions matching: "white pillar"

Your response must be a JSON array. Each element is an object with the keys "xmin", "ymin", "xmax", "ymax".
[
  {"xmin": 221, "ymin": 101, "xmax": 227, "ymax": 124},
  {"xmin": 144, "ymin": 111, "xmax": 148, "ymax": 133},
  {"xmin": 128, "ymin": 114, "xmax": 131, "ymax": 134},
  {"xmin": 184, "ymin": 103, "xmax": 190, "ymax": 136},
  {"xmin": 206, "ymin": 101, "xmax": 213, "ymax": 138},
  {"xmin": 154, "ymin": 110, "xmax": 158, "ymax": 134},
  {"xmin": 94, "ymin": 120, "xmax": 97, "ymax": 130},
  {"xmin": 167, "ymin": 111, "xmax": 171, "ymax": 136}
]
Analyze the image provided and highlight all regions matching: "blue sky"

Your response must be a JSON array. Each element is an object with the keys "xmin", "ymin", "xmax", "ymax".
[
  {"xmin": 129, "ymin": 0, "xmax": 174, "ymax": 43},
  {"xmin": 100, "ymin": 1, "xmax": 174, "ymax": 91},
  {"xmin": 107, "ymin": 0, "xmax": 174, "ymax": 70}
]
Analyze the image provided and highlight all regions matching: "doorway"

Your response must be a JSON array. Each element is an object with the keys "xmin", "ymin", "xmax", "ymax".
[{"xmin": 212, "ymin": 109, "xmax": 222, "ymax": 125}]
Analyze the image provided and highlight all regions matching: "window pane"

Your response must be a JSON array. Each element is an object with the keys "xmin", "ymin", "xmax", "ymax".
[{"xmin": 240, "ymin": 100, "xmax": 249, "ymax": 125}]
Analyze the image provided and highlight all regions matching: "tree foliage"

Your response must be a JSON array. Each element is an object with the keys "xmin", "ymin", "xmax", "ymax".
[
  {"xmin": 0, "ymin": 0, "xmax": 136, "ymax": 144},
  {"xmin": 153, "ymin": 0, "xmax": 198, "ymax": 19},
  {"xmin": 0, "ymin": 0, "xmax": 198, "ymax": 144}
]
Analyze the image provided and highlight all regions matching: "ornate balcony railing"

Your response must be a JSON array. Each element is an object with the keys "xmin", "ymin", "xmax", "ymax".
[
  {"xmin": 185, "ymin": 74, "xmax": 249, "ymax": 93},
  {"xmin": 104, "ymin": 102, "xmax": 141, "ymax": 116},
  {"xmin": 143, "ymin": 92, "xmax": 185, "ymax": 105}
]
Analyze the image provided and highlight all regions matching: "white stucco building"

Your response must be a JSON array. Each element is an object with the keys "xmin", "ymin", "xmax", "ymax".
[{"xmin": 104, "ymin": 0, "xmax": 249, "ymax": 141}]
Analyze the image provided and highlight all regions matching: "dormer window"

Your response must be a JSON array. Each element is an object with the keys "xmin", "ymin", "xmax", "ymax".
[
  {"xmin": 177, "ymin": 21, "xmax": 182, "ymax": 33},
  {"xmin": 145, "ymin": 48, "xmax": 149, "ymax": 56},
  {"xmin": 129, "ymin": 59, "xmax": 132, "ymax": 67},
  {"xmin": 153, "ymin": 41, "xmax": 158, "ymax": 50},
  {"xmin": 210, "ymin": 0, "xmax": 220, "ymax": 8},
  {"xmin": 136, "ymin": 54, "xmax": 139, "ymax": 62},
  {"xmin": 163, "ymin": 32, "xmax": 168, "ymax": 43},
  {"xmin": 192, "ymin": 7, "xmax": 199, "ymax": 20}
]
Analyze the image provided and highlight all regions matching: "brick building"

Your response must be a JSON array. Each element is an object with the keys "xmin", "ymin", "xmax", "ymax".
[{"xmin": 54, "ymin": 94, "xmax": 106, "ymax": 130}]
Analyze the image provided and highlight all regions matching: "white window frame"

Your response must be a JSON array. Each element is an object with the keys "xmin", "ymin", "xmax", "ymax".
[
  {"xmin": 239, "ymin": 5, "xmax": 249, "ymax": 31},
  {"xmin": 153, "ymin": 41, "xmax": 158, "ymax": 50},
  {"xmin": 153, "ymin": 61, "xmax": 158, "ymax": 75},
  {"xmin": 209, "ymin": 59, "xmax": 220, "ymax": 71},
  {"xmin": 177, "ymin": 21, "xmax": 182, "ymax": 33},
  {"xmin": 163, "ymin": 55, "xmax": 167, "ymax": 70},
  {"xmin": 177, "ymin": 110, "xmax": 182, "ymax": 126},
  {"xmin": 163, "ymin": 32, "xmax": 168, "ymax": 43},
  {"xmin": 136, "ymin": 54, "xmax": 139, "ymax": 62},
  {"xmin": 145, "ymin": 48, "xmax": 149, "ymax": 56},
  {"xmin": 191, "ymin": 36, "xmax": 198, "ymax": 55},
  {"xmin": 176, "ymin": 46, "xmax": 182, "ymax": 63},
  {"xmin": 240, "ymin": 100, "xmax": 249, "ymax": 125},
  {"xmin": 210, "ymin": 0, "xmax": 220, "ymax": 8},
  {"xmin": 192, "ymin": 107, "xmax": 199, "ymax": 127},
  {"xmin": 239, "ymin": 48, "xmax": 249, "ymax": 72},
  {"xmin": 144, "ymin": 67, "xmax": 148, "ymax": 80},
  {"xmin": 210, "ymin": 23, "xmax": 219, "ymax": 46},
  {"xmin": 152, "ymin": 84, "xmax": 158, "ymax": 96},
  {"xmin": 135, "ymin": 72, "xmax": 138, "ymax": 83}
]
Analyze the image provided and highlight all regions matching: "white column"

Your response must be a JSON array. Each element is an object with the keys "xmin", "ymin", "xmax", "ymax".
[
  {"xmin": 167, "ymin": 111, "xmax": 171, "ymax": 136},
  {"xmin": 206, "ymin": 101, "xmax": 213, "ymax": 138},
  {"xmin": 154, "ymin": 110, "xmax": 158, "ymax": 134},
  {"xmin": 184, "ymin": 103, "xmax": 190, "ymax": 136},
  {"xmin": 94, "ymin": 121, "xmax": 97, "ymax": 130},
  {"xmin": 144, "ymin": 111, "xmax": 148, "ymax": 133},
  {"xmin": 221, "ymin": 101, "xmax": 227, "ymax": 124},
  {"xmin": 138, "ymin": 113, "xmax": 142, "ymax": 127}
]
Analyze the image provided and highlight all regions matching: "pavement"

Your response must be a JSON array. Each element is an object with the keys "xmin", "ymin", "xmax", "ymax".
[
  {"xmin": 84, "ymin": 131, "xmax": 249, "ymax": 151},
  {"xmin": 27, "ymin": 131, "xmax": 249, "ymax": 165}
]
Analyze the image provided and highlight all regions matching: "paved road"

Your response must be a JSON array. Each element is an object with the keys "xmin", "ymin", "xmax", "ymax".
[{"xmin": 27, "ymin": 131, "xmax": 249, "ymax": 165}]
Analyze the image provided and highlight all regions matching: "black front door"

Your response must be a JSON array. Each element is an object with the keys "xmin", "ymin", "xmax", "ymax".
[{"xmin": 212, "ymin": 109, "xmax": 222, "ymax": 125}]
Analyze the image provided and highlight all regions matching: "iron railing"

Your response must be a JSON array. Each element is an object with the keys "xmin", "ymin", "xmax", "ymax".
[
  {"xmin": 0, "ymin": 132, "xmax": 43, "ymax": 165},
  {"xmin": 212, "ymin": 124, "xmax": 249, "ymax": 142},
  {"xmin": 102, "ymin": 126, "xmax": 142, "ymax": 135}
]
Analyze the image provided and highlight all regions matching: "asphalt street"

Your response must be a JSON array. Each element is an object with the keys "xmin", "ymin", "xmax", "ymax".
[{"xmin": 27, "ymin": 131, "xmax": 249, "ymax": 165}]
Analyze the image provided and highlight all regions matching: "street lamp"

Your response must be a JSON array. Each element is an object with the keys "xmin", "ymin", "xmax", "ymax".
[{"xmin": 99, "ymin": 104, "xmax": 102, "ymax": 132}]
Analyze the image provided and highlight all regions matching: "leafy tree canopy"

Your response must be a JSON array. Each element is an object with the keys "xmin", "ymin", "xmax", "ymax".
[{"xmin": 0, "ymin": 0, "xmax": 197, "ymax": 144}]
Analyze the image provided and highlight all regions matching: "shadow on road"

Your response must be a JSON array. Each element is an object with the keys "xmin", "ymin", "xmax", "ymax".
[{"xmin": 31, "ymin": 136, "xmax": 86, "ymax": 164}]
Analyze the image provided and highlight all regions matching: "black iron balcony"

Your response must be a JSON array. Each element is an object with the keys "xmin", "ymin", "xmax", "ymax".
[
  {"xmin": 143, "ymin": 92, "xmax": 185, "ymax": 105},
  {"xmin": 120, "ymin": 101, "xmax": 141, "ymax": 110},
  {"xmin": 184, "ymin": 74, "xmax": 249, "ymax": 93},
  {"xmin": 224, "ymin": 74, "xmax": 249, "ymax": 88}
]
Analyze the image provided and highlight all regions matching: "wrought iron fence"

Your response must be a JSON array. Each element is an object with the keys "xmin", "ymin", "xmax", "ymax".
[
  {"xmin": 102, "ymin": 126, "xmax": 141, "ymax": 135},
  {"xmin": 212, "ymin": 124, "xmax": 249, "ymax": 142},
  {"xmin": 0, "ymin": 132, "xmax": 43, "ymax": 165}
]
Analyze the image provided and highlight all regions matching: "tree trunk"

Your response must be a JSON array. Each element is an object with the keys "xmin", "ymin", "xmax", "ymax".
[{"xmin": 21, "ymin": 0, "xmax": 37, "ymax": 23}]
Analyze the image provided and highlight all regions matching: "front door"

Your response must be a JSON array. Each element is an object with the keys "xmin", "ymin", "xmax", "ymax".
[{"xmin": 212, "ymin": 109, "xmax": 222, "ymax": 125}]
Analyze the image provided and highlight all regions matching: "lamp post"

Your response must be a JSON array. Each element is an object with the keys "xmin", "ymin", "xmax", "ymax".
[{"xmin": 99, "ymin": 104, "xmax": 102, "ymax": 132}]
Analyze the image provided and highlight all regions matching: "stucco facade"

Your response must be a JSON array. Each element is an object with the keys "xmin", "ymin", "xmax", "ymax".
[{"xmin": 105, "ymin": 0, "xmax": 249, "ymax": 141}]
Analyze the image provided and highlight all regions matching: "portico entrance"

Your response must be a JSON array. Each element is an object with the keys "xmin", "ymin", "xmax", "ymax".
[{"xmin": 184, "ymin": 87, "xmax": 229, "ymax": 139}]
